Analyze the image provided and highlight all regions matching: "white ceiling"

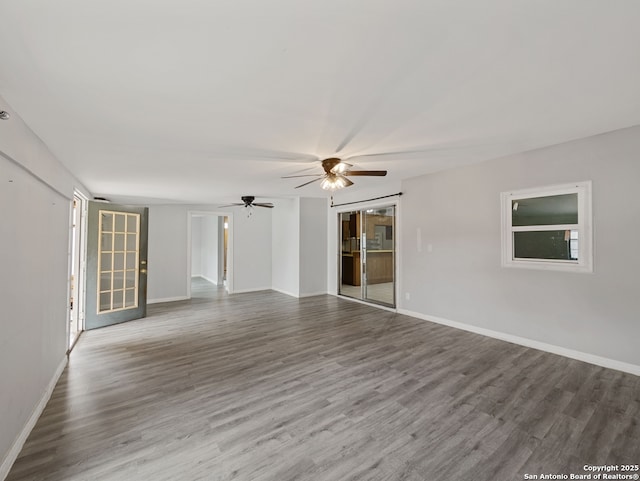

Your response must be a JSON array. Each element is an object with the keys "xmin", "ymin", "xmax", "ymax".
[{"xmin": 1, "ymin": 0, "xmax": 639, "ymax": 204}]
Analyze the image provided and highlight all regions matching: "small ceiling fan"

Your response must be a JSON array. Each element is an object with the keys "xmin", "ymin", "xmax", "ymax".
[
  {"xmin": 282, "ymin": 157, "xmax": 387, "ymax": 190},
  {"xmin": 219, "ymin": 196, "xmax": 274, "ymax": 209}
]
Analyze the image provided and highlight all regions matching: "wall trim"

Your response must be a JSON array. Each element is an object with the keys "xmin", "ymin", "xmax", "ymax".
[
  {"xmin": 334, "ymin": 293, "xmax": 398, "ymax": 313},
  {"xmin": 147, "ymin": 296, "xmax": 189, "ymax": 304},
  {"xmin": 0, "ymin": 356, "xmax": 67, "ymax": 480},
  {"xmin": 398, "ymin": 309, "xmax": 640, "ymax": 377},
  {"xmin": 270, "ymin": 287, "xmax": 328, "ymax": 298},
  {"xmin": 271, "ymin": 287, "xmax": 299, "ymax": 298},
  {"xmin": 269, "ymin": 288, "xmax": 329, "ymax": 299},
  {"xmin": 198, "ymin": 275, "xmax": 218, "ymax": 285},
  {"xmin": 232, "ymin": 287, "xmax": 272, "ymax": 294},
  {"xmin": 299, "ymin": 291, "xmax": 328, "ymax": 298},
  {"xmin": 191, "ymin": 275, "xmax": 218, "ymax": 285}
]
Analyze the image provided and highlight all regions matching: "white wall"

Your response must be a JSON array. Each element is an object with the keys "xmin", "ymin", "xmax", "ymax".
[
  {"xmin": 148, "ymin": 204, "xmax": 272, "ymax": 301},
  {"xmin": 232, "ymin": 206, "xmax": 272, "ymax": 293},
  {"xmin": 400, "ymin": 125, "xmax": 640, "ymax": 369},
  {"xmin": 271, "ymin": 197, "xmax": 328, "ymax": 298},
  {"xmin": 190, "ymin": 216, "xmax": 202, "ymax": 276},
  {"xmin": 200, "ymin": 216, "xmax": 219, "ymax": 284},
  {"xmin": 272, "ymin": 198, "xmax": 300, "ymax": 297},
  {"xmin": 0, "ymin": 97, "xmax": 90, "ymax": 478},
  {"xmin": 147, "ymin": 205, "xmax": 190, "ymax": 302},
  {"xmin": 299, "ymin": 198, "xmax": 328, "ymax": 296},
  {"xmin": 191, "ymin": 215, "xmax": 223, "ymax": 284}
]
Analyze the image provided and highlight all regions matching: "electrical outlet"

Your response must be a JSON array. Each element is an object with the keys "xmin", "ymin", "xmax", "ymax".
[{"xmin": 405, "ymin": 292, "xmax": 410, "ymax": 300}]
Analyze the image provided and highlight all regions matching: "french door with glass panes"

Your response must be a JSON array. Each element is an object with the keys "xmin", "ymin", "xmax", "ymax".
[{"xmin": 85, "ymin": 202, "xmax": 148, "ymax": 329}]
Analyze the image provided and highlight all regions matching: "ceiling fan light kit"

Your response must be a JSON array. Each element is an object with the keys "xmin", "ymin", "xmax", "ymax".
[
  {"xmin": 283, "ymin": 157, "xmax": 387, "ymax": 190},
  {"xmin": 330, "ymin": 162, "xmax": 351, "ymax": 174},
  {"xmin": 320, "ymin": 174, "xmax": 351, "ymax": 190}
]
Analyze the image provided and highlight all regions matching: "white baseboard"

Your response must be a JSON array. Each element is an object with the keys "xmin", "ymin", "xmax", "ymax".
[
  {"xmin": 271, "ymin": 287, "xmax": 299, "ymax": 298},
  {"xmin": 299, "ymin": 291, "xmax": 328, "ymax": 298},
  {"xmin": 0, "ymin": 356, "xmax": 67, "ymax": 480},
  {"xmin": 147, "ymin": 296, "xmax": 189, "ymax": 304},
  {"xmin": 199, "ymin": 275, "xmax": 218, "ymax": 285},
  {"xmin": 271, "ymin": 288, "xmax": 329, "ymax": 299},
  {"xmin": 333, "ymin": 293, "xmax": 398, "ymax": 313},
  {"xmin": 398, "ymin": 309, "xmax": 640, "ymax": 377},
  {"xmin": 230, "ymin": 287, "xmax": 272, "ymax": 294}
]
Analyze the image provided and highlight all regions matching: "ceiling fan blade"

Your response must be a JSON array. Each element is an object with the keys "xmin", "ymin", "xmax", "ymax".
[
  {"xmin": 343, "ymin": 177, "xmax": 354, "ymax": 187},
  {"xmin": 210, "ymin": 148, "xmax": 318, "ymax": 163},
  {"xmin": 344, "ymin": 170, "xmax": 387, "ymax": 176},
  {"xmin": 344, "ymin": 143, "xmax": 491, "ymax": 162},
  {"xmin": 253, "ymin": 203, "xmax": 274, "ymax": 208},
  {"xmin": 281, "ymin": 174, "xmax": 323, "ymax": 179},
  {"xmin": 295, "ymin": 177, "xmax": 323, "ymax": 189},
  {"xmin": 344, "ymin": 149, "xmax": 428, "ymax": 161},
  {"xmin": 218, "ymin": 203, "xmax": 244, "ymax": 208}
]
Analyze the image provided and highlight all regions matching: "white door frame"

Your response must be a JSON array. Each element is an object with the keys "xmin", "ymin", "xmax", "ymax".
[
  {"xmin": 67, "ymin": 190, "xmax": 88, "ymax": 351},
  {"xmin": 334, "ymin": 198, "xmax": 401, "ymax": 310},
  {"xmin": 187, "ymin": 211, "xmax": 234, "ymax": 297}
]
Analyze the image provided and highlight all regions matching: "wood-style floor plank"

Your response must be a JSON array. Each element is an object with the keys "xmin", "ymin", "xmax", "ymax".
[{"xmin": 6, "ymin": 279, "xmax": 640, "ymax": 481}]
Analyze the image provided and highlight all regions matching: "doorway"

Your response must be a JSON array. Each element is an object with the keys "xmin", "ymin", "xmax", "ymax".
[
  {"xmin": 68, "ymin": 192, "xmax": 87, "ymax": 350},
  {"xmin": 339, "ymin": 204, "xmax": 396, "ymax": 307},
  {"xmin": 188, "ymin": 212, "xmax": 231, "ymax": 297}
]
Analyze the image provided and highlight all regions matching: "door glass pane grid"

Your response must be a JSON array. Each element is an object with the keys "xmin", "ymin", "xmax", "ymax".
[{"xmin": 97, "ymin": 211, "xmax": 140, "ymax": 314}]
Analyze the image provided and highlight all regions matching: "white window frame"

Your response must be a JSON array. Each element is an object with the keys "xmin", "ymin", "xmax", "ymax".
[{"xmin": 501, "ymin": 181, "xmax": 593, "ymax": 273}]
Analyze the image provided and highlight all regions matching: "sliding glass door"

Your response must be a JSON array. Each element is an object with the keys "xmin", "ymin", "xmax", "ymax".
[
  {"xmin": 362, "ymin": 206, "xmax": 395, "ymax": 305},
  {"xmin": 339, "ymin": 204, "xmax": 396, "ymax": 307}
]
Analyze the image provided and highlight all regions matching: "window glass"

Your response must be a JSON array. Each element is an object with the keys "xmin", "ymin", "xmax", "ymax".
[
  {"xmin": 514, "ymin": 230, "xmax": 578, "ymax": 260},
  {"xmin": 99, "ymin": 292, "xmax": 111, "ymax": 311},
  {"xmin": 114, "ymin": 213, "xmax": 126, "ymax": 233},
  {"xmin": 114, "ymin": 233, "xmax": 125, "ymax": 251},
  {"xmin": 101, "ymin": 233, "xmax": 112, "ymax": 250},
  {"xmin": 113, "ymin": 271, "xmax": 124, "ymax": 290},
  {"xmin": 100, "ymin": 253, "xmax": 112, "ymax": 269},
  {"xmin": 127, "ymin": 214, "xmax": 137, "ymax": 233},
  {"xmin": 125, "ymin": 289, "xmax": 136, "ymax": 307},
  {"xmin": 112, "ymin": 290, "xmax": 124, "ymax": 309},
  {"xmin": 101, "ymin": 213, "xmax": 113, "ymax": 232},
  {"xmin": 512, "ymin": 193, "xmax": 578, "ymax": 226}
]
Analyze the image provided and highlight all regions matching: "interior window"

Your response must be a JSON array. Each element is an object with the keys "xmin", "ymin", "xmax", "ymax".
[{"xmin": 501, "ymin": 182, "xmax": 592, "ymax": 272}]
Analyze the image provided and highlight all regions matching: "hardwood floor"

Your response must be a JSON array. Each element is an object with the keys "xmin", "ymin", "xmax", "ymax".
[
  {"xmin": 340, "ymin": 282, "xmax": 394, "ymax": 305},
  {"xmin": 7, "ymin": 279, "xmax": 640, "ymax": 481}
]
